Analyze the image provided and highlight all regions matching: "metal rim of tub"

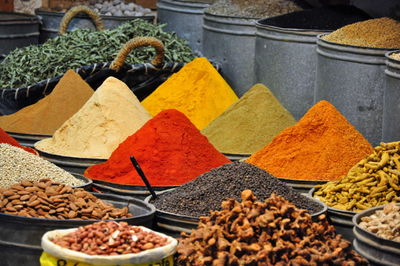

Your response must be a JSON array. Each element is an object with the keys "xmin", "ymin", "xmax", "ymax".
[
  {"xmin": 352, "ymin": 203, "xmax": 400, "ymax": 266},
  {"xmin": 317, "ymin": 33, "xmax": 395, "ymax": 62},
  {"xmin": 34, "ymin": 144, "xmax": 107, "ymax": 167},
  {"xmin": 6, "ymin": 131, "xmax": 51, "ymax": 148},
  {"xmin": 0, "ymin": 192, "xmax": 155, "ymax": 225},
  {"xmin": 145, "ymin": 188, "xmax": 328, "ymax": 233},
  {"xmin": 92, "ymin": 179, "xmax": 178, "ymax": 196},
  {"xmin": 255, "ymin": 21, "xmax": 331, "ymax": 37},
  {"xmin": 278, "ymin": 178, "xmax": 328, "ymax": 194},
  {"xmin": 158, "ymin": 0, "xmax": 210, "ymax": 11},
  {"xmin": 71, "ymin": 173, "xmax": 92, "ymax": 190},
  {"xmin": 222, "ymin": 152, "xmax": 250, "ymax": 162},
  {"xmin": 385, "ymin": 50, "xmax": 400, "ymax": 78},
  {"xmin": 35, "ymin": 9, "xmax": 155, "ymax": 22}
]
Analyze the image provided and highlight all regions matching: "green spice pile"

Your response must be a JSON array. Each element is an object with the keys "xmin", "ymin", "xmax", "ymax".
[
  {"xmin": 0, "ymin": 19, "xmax": 194, "ymax": 89},
  {"xmin": 202, "ymin": 84, "xmax": 295, "ymax": 154},
  {"xmin": 323, "ymin": 17, "xmax": 400, "ymax": 49},
  {"xmin": 206, "ymin": 0, "xmax": 303, "ymax": 18},
  {"xmin": 177, "ymin": 191, "xmax": 367, "ymax": 265}
]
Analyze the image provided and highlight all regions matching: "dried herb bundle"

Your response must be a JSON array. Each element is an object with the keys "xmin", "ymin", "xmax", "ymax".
[{"xmin": 0, "ymin": 19, "xmax": 194, "ymax": 89}]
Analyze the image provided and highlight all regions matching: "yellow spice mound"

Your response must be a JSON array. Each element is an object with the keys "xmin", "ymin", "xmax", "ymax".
[{"xmin": 142, "ymin": 57, "xmax": 238, "ymax": 130}]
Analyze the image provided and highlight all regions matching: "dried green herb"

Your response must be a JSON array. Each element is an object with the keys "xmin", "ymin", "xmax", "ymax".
[{"xmin": 0, "ymin": 19, "xmax": 195, "ymax": 88}]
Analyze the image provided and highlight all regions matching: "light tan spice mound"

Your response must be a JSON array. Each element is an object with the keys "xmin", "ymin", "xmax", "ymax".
[
  {"xmin": 323, "ymin": 17, "xmax": 400, "ymax": 49},
  {"xmin": 35, "ymin": 77, "xmax": 151, "ymax": 159},
  {"xmin": 202, "ymin": 84, "xmax": 295, "ymax": 154},
  {"xmin": 0, "ymin": 70, "xmax": 94, "ymax": 135},
  {"xmin": 390, "ymin": 52, "xmax": 400, "ymax": 61}
]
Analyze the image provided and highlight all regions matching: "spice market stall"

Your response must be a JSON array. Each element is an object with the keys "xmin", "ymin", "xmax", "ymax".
[{"xmin": 0, "ymin": 0, "xmax": 399, "ymax": 265}]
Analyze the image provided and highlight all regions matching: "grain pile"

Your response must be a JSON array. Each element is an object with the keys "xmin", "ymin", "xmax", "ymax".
[
  {"xmin": 0, "ymin": 144, "xmax": 84, "ymax": 188},
  {"xmin": 323, "ymin": 17, "xmax": 400, "ymax": 49},
  {"xmin": 177, "ymin": 191, "xmax": 367, "ymax": 265},
  {"xmin": 314, "ymin": 141, "xmax": 400, "ymax": 212},
  {"xmin": 152, "ymin": 162, "xmax": 322, "ymax": 217},
  {"xmin": 390, "ymin": 53, "xmax": 400, "ymax": 61}
]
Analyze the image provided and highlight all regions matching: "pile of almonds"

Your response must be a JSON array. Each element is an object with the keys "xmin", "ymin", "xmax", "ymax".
[
  {"xmin": 359, "ymin": 202, "xmax": 400, "ymax": 242},
  {"xmin": 178, "ymin": 190, "xmax": 367, "ymax": 265},
  {"xmin": 52, "ymin": 221, "xmax": 170, "ymax": 255},
  {"xmin": 0, "ymin": 179, "xmax": 132, "ymax": 220}
]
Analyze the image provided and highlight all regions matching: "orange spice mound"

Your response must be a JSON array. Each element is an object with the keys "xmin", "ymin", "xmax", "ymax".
[{"xmin": 246, "ymin": 100, "xmax": 373, "ymax": 181}]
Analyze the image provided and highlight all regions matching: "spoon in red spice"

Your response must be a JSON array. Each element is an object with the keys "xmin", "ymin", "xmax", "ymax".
[{"xmin": 130, "ymin": 156, "xmax": 157, "ymax": 199}]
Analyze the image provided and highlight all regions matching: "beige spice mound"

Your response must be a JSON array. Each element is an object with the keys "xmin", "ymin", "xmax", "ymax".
[
  {"xmin": 390, "ymin": 52, "xmax": 400, "ymax": 61},
  {"xmin": 323, "ymin": 17, "xmax": 400, "ymax": 49}
]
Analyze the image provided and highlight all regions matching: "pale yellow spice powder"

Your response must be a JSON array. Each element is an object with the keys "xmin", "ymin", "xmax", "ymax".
[
  {"xmin": 142, "ymin": 57, "xmax": 238, "ymax": 130},
  {"xmin": 390, "ymin": 52, "xmax": 400, "ymax": 61},
  {"xmin": 35, "ymin": 77, "xmax": 151, "ymax": 159},
  {"xmin": 323, "ymin": 17, "xmax": 400, "ymax": 49}
]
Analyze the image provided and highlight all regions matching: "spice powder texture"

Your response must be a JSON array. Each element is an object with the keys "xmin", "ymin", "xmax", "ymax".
[
  {"xmin": 85, "ymin": 109, "xmax": 231, "ymax": 186},
  {"xmin": 202, "ymin": 84, "xmax": 295, "ymax": 154},
  {"xmin": 0, "ymin": 128, "xmax": 36, "ymax": 154},
  {"xmin": 323, "ymin": 17, "xmax": 400, "ymax": 49},
  {"xmin": 142, "ymin": 57, "xmax": 238, "ymax": 130},
  {"xmin": 35, "ymin": 77, "xmax": 151, "ymax": 159},
  {"xmin": 0, "ymin": 70, "xmax": 94, "ymax": 135},
  {"xmin": 246, "ymin": 100, "xmax": 373, "ymax": 181}
]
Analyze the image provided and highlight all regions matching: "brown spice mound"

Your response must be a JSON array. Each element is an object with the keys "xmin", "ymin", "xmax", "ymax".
[
  {"xmin": 246, "ymin": 100, "xmax": 373, "ymax": 181},
  {"xmin": 323, "ymin": 17, "xmax": 400, "ymax": 49},
  {"xmin": 177, "ymin": 191, "xmax": 367, "ymax": 265}
]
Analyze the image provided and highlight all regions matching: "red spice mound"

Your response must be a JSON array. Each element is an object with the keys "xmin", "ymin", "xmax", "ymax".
[
  {"xmin": 85, "ymin": 109, "xmax": 231, "ymax": 186},
  {"xmin": 246, "ymin": 101, "xmax": 373, "ymax": 181},
  {"xmin": 0, "ymin": 128, "xmax": 37, "ymax": 154}
]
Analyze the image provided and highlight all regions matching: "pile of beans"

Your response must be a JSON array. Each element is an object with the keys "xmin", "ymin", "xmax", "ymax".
[
  {"xmin": 177, "ymin": 190, "xmax": 367, "ymax": 265},
  {"xmin": 359, "ymin": 203, "xmax": 400, "ymax": 242},
  {"xmin": 153, "ymin": 162, "xmax": 323, "ymax": 217},
  {"xmin": 0, "ymin": 144, "xmax": 84, "ymax": 188},
  {"xmin": 52, "ymin": 221, "xmax": 169, "ymax": 255},
  {"xmin": 0, "ymin": 179, "xmax": 132, "ymax": 220},
  {"xmin": 91, "ymin": 0, "xmax": 152, "ymax": 17},
  {"xmin": 314, "ymin": 141, "xmax": 400, "ymax": 212}
]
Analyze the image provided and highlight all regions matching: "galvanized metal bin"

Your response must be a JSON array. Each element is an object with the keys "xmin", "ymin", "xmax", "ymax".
[
  {"xmin": 35, "ymin": 10, "xmax": 155, "ymax": 43},
  {"xmin": 315, "ymin": 34, "xmax": 393, "ymax": 145},
  {"xmin": 157, "ymin": 0, "xmax": 210, "ymax": 52},
  {"xmin": 203, "ymin": 12, "xmax": 256, "ymax": 96},
  {"xmin": 255, "ymin": 22, "xmax": 329, "ymax": 119},
  {"xmin": 383, "ymin": 51, "xmax": 400, "ymax": 142},
  {"xmin": 0, "ymin": 12, "xmax": 40, "ymax": 54}
]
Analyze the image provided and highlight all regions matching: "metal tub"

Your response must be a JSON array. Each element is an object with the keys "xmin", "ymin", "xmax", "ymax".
[
  {"xmin": 0, "ymin": 193, "xmax": 155, "ymax": 266},
  {"xmin": 383, "ymin": 51, "xmax": 400, "ymax": 142},
  {"xmin": 255, "ymin": 22, "xmax": 329, "ymax": 119},
  {"xmin": 0, "ymin": 12, "xmax": 40, "ymax": 54},
  {"xmin": 315, "ymin": 34, "xmax": 393, "ymax": 145},
  {"xmin": 35, "ymin": 10, "xmax": 155, "ymax": 43},
  {"xmin": 157, "ymin": 0, "xmax": 210, "ymax": 52},
  {"xmin": 353, "ymin": 204, "xmax": 400, "ymax": 266},
  {"xmin": 203, "ymin": 12, "xmax": 256, "ymax": 96}
]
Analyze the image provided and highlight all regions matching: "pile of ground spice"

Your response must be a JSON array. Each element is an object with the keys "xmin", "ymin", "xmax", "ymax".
[
  {"xmin": 142, "ymin": 57, "xmax": 238, "ymax": 130},
  {"xmin": 0, "ymin": 128, "xmax": 36, "ymax": 154},
  {"xmin": 206, "ymin": 0, "xmax": 304, "ymax": 18},
  {"xmin": 202, "ymin": 84, "xmax": 295, "ymax": 154},
  {"xmin": 259, "ymin": 5, "xmax": 370, "ymax": 30},
  {"xmin": 0, "ymin": 70, "xmax": 94, "ymax": 135},
  {"xmin": 152, "ymin": 162, "xmax": 322, "ymax": 217},
  {"xmin": 85, "ymin": 109, "xmax": 231, "ymax": 186},
  {"xmin": 35, "ymin": 77, "xmax": 151, "ymax": 159},
  {"xmin": 323, "ymin": 17, "xmax": 400, "ymax": 49},
  {"xmin": 246, "ymin": 100, "xmax": 373, "ymax": 181}
]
